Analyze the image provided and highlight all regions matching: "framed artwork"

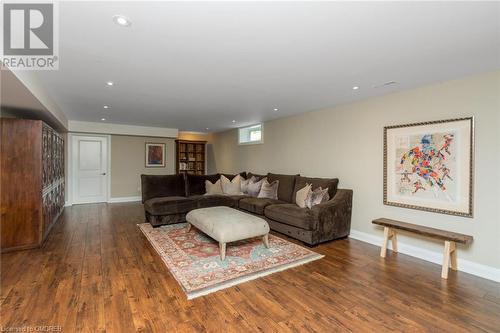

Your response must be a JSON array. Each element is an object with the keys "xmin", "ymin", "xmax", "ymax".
[
  {"xmin": 384, "ymin": 117, "xmax": 474, "ymax": 217},
  {"xmin": 145, "ymin": 143, "xmax": 165, "ymax": 167}
]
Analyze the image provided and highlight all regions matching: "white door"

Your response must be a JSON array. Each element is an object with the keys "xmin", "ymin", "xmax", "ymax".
[{"xmin": 71, "ymin": 135, "xmax": 108, "ymax": 204}]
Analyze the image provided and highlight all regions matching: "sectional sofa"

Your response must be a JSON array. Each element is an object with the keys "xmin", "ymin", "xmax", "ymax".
[{"xmin": 141, "ymin": 172, "xmax": 352, "ymax": 246}]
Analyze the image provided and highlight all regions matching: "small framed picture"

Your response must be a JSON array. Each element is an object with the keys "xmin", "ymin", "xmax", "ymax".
[
  {"xmin": 384, "ymin": 117, "xmax": 474, "ymax": 217},
  {"xmin": 145, "ymin": 143, "xmax": 165, "ymax": 167}
]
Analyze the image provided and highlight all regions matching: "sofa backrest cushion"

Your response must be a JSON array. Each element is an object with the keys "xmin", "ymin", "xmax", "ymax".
[
  {"xmin": 293, "ymin": 176, "xmax": 339, "ymax": 201},
  {"xmin": 267, "ymin": 173, "xmax": 300, "ymax": 203},
  {"xmin": 186, "ymin": 173, "xmax": 220, "ymax": 196},
  {"xmin": 140, "ymin": 174, "xmax": 186, "ymax": 203},
  {"xmin": 220, "ymin": 172, "xmax": 247, "ymax": 180},
  {"xmin": 247, "ymin": 172, "xmax": 266, "ymax": 181}
]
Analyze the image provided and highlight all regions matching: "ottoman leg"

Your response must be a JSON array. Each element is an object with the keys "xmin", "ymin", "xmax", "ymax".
[
  {"xmin": 186, "ymin": 223, "xmax": 191, "ymax": 232},
  {"xmin": 219, "ymin": 242, "xmax": 226, "ymax": 261},
  {"xmin": 263, "ymin": 234, "xmax": 269, "ymax": 248}
]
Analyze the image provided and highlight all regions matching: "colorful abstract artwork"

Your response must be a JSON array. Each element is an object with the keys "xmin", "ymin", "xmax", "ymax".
[
  {"xmin": 145, "ymin": 143, "xmax": 165, "ymax": 167},
  {"xmin": 384, "ymin": 118, "xmax": 473, "ymax": 217}
]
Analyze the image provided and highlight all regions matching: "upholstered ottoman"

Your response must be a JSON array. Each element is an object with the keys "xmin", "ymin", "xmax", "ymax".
[{"xmin": 186, "ymin": 206, "xmax": 270, "ymax": 260}]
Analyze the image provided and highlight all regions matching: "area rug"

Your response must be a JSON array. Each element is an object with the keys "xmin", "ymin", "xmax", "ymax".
[{"xmin": 138, "ymin": 223, "xmax": 323, "ymax": 299}]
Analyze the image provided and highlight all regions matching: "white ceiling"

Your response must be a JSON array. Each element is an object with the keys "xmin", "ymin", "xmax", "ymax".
[{"xmin": 18, "ymin": 1, "xmax": 500, "ymax": 132}]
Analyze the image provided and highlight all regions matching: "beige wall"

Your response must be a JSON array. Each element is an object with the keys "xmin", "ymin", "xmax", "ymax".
[
  {"xmin": 110, "ymin": 135, "xmax": 175, "ymax": 197},
  {"xmin": 212, "ymin": 71, "xmax": 500, "ymax": 269}
]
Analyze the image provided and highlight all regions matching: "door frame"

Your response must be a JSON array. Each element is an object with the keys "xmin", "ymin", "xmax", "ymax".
[{"xmin": 67, "ymin": 133, "xmax": 111, "ymax": 205}]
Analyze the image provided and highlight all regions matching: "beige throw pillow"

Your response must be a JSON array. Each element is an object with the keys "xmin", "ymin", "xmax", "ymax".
[
  {"xmin": 306, "ymin": 187, "xmax": 330, "ymax": 208},
  {"xmin": 257, "ymin": 179, "xmax": 279, "ymax": 200},
  {"xmin": 205, "ymin": 178, "xmax": 223, "ymax": 195},
  {"xmin": 221, "ymin": 175, "xmax": 243, "ymax": 195},
  {"xmin": 295, "ymin": 183, "xmax": 312, "ymax": 208}
]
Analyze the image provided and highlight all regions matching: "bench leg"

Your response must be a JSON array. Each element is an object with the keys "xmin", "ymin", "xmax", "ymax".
[
  {"xmin": 391, "ymin": 230, "xmax": 398, "ymax": 253},
  {"xmin": 450, "ymin": 242, "xmax": 457, "ymax": 271},
  {"xmin": 380, "ymin": 227, "xmax": 397, "ymax": 258},
  {"xmin": 442, "ymin": 241, "xmax": 457, "ymax": 279},
  {"xmin": 219, "ymin": 242, "xmax": 226, "ymax": 261},
  {"xmin": 262, "ymin": 234, "xmax": 269, "ymax": 248},
  {"xmin": 186, "ymin": 223, "xmax": 191, "ymax": 232}
]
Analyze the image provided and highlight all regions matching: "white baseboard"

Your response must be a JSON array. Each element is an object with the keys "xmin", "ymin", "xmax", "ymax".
[
  {"xmin": 349, "ymin": 229, "xmax": 500, "ymax": 282},
  {"xmin": 64, "ymin": 201, "xmax": 72, "ymax": 207},
  {"xmin": 107, "ymin": 196, "xmax": 142, "ymax": 203}
]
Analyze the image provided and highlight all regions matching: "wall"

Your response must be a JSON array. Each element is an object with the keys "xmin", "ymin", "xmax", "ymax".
[
  {"xmin": 211, "ymin": 71, "xmax": 500, "ymax": 273},
  {"xmin": 110, "ymin": 135, "xmax": 175, "ymax": 198}
]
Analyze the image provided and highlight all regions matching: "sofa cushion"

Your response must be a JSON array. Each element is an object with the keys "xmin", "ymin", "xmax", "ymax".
[
  {"xmin": 186, "ymin": 174, "xmax": 220, "ymax": 196},
  {"xmin": 247, "ymin": 172, "xmax": 266, "ymax": 181},
  {"xmin": 144, "ymin": 196, "xmax": 197, "ymax": 215},
  {"xmin": 220, "ymin": 172, "xmax": 247, "ymax": 180},
  {"xmin": 190, "ymin": 194, "xmax": 235, "ymax": 208},
  {"xmin": 239, "ymin": 197, "xmax": 286, "ymax": 215},
  {"xmin": 267, "ymin": 173, "xmax": 299, "ymax": 203},
  {"xmin": 227, "ymin": 195, "xmax": 251, "ymax": 208},
  {"xmin": 264, "ymin": 204, "xmax": 317, "ymax": 231},
  {"xmin": 141, "ymin": 174, "xmax": 186, "ymax": 203},
  {"xmin": 292, "ymin": 176, "xmax": 339, "ymax": 200}
]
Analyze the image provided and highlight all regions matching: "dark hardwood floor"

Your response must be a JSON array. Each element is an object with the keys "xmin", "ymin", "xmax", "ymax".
[{"xmin": 1, "ymin": 203, "xmax": 499, "ymax": 332}]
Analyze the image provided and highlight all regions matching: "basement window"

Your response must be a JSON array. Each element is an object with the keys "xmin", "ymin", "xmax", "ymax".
[{"xmin": 238, "ymin": 124, "xmax": 263, "ymax": 145}]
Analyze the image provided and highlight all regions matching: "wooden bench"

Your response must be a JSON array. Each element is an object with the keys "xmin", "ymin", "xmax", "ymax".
[{"xmin": 372, "ymin": 218, "xmax": 473, "ymax": 279}]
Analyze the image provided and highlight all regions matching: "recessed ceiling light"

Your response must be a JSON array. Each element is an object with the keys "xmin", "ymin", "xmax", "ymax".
[
  {"xmin": 106, "ymin": 81, "xmax": 114, "ymax": 86},
  {"xmin": 352, "ymin": 86, "xmax": 359, "ymax": 90},
  {"xmin": 103, "ymin": 105, "xmax": 109, "ymax": 109},
  {"xmin": 273, "ymin": 108, "xmax": 278, "ymax": 111},
  {"xmin": 101, "ymin": 118, "xmax": 106, "ymax": 121},
  {"xmin": 232, "ymin": 120, "xmax": 236, "ymax": 123},
  {"xmin": 113, "ymin": 15, "xmax": 131, "ymax": 27}
]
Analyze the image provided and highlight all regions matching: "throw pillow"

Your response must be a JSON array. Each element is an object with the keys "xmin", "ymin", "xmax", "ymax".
[
  {"xmin": 306, "ymin": 187, "xmax": 330, "ymax": 208},
  {"xmin": 247, "ymin": 177, "xmax": 266, "ymax": 197},
  {"xmin": 258, "ymin": 179, "xmax": 279, "ymax": 200},
  {"xmin": 295, "ymin": 183, "xmax": 312, "ymax": 208},
  {"xmin": 221, "ymin": 174, "xmax": 243, "ymax": 195},
  {"xmin": 205, "ymin": 178, "xmax": 223, "ymax": 195},
  {"xmin": 240, "ymin": 177, "xmax": 250, "ymax": 194}
]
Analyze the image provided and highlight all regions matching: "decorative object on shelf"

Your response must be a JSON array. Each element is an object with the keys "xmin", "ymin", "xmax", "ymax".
[
  {"xmin": 1, "ymin": 119, "xmax": 65, "ymax": 252},
  {"xmin": 145, "ymin": 142, "xmax": 165, "ymax": 167},
  {"xmin": 384, "ymin": 117, "xmax": 474, "ymax": 217},
  {"xmin": 175, "ymin": 139, "xmax": 206, "ymax": 175}
]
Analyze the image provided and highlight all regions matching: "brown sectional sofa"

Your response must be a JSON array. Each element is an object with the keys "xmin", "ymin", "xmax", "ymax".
[{"xmin": 141, "ymin": 172, "xmax": 352, "ymax": 246}]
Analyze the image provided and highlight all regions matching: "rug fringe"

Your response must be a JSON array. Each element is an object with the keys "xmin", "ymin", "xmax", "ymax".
[{"xmin": 187, "ymin": 253, "xmax": 324, "ymax": 300}]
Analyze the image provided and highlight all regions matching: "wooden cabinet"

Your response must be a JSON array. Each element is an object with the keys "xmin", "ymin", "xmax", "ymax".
[
  {"xmin": 1, "ymin": 119, "xmax": 65, "ymax": 252},
  {"xmin": 175, "ymin": 140, "xmax": 206, "ymax": 175}
]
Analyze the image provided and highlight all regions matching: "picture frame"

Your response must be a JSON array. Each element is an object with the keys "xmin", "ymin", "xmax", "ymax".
[
  {"xmin": 383, "ymin": 117, "xmax": 474, "ymax": 217},
  {"xmin": 145, "ymin": 143, "xmax": 166, "ymax": 168}
]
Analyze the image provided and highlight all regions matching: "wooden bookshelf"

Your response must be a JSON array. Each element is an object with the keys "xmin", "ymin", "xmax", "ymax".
[{"xmin": 175, "ymin": 139, "xmax": 207, "ymax": 175}]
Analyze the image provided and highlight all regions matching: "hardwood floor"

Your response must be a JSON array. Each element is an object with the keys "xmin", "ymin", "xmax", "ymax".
[{"xmin": 1, "ymin": 203, "xmax": 499, "ymax": 332}]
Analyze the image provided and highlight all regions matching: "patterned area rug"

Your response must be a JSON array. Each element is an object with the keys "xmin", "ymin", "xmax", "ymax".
[{"xmin": 138, "ymin": 223, "xmax": 323, "ymax": 299}]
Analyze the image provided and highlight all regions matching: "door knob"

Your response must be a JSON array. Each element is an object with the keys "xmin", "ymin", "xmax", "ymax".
[{"xmin": 101, "ymin": 173, "xmax": 106, "ymax": 175}]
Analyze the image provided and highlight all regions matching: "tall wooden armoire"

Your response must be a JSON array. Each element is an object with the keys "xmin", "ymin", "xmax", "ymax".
[{"xmin": 1, "ymin": 119, "xmax": 65, "ymax": 252}]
